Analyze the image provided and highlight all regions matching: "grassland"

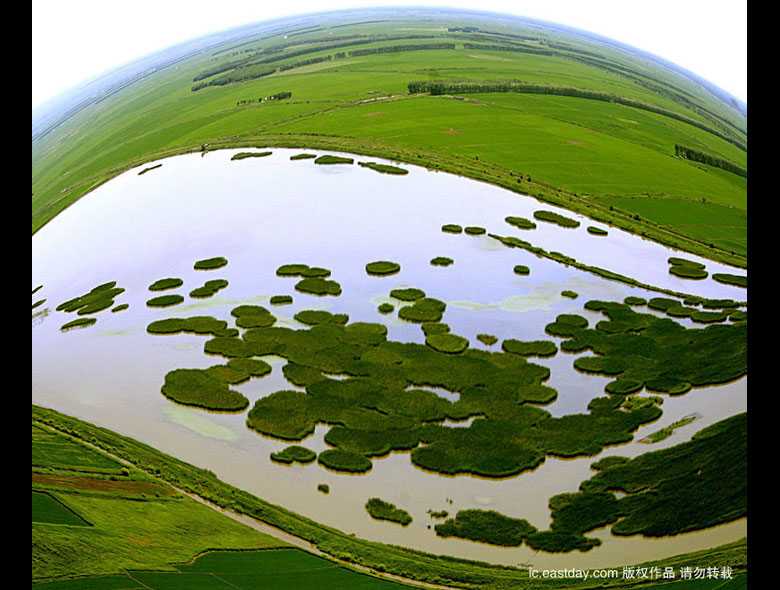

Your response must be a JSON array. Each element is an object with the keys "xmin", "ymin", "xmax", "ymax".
[{"xmin": 32, "ymin": 10, "xmax": 746, "ymax": 265}]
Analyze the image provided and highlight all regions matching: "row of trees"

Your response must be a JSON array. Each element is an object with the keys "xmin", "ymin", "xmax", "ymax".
[{"xmin": 675, "ymin": 145, "xmax": 746, "ymax": 177}]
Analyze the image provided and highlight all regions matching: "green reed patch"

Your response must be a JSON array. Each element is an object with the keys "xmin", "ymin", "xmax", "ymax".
[
  {"xmin": 534, "ymin": 210, "xmax": 580, "ymax": 228},
  {"xmin": 430, "ymin": 256, "xmax": 454, "ymax": 266},
  {"xmin": 366, "ymin": 261, "xmax": 401, "ymax": 276},
  {"xmin": 194, "ymin": 257, "xmax": 228, "ymax": 270},
  {"xmin": 358, "ymin": 161, "xmax": 409, "ymax": 175},
  {"xmin": 441, "ymin": 224, "xmax": 463, "ymax": 234},
  {"xmin": 505, "ymin": 216, "xmax": 536, "ymax": 230},
  {"xmin": 378, "ymin": 303, "xmax": 394, "ymax": 314},
  {"xmin": 270, "ymin": 295, "xmax": 293, "ymax": 305},
  {"xmin": 712, "ymin": 273, "xmax": 747, "ymax": 288},
  {"xmin": 161, "ymin": 368, "xmax": 249, "ymax": 411},
  {"xmin": 295, "ymin": 309, "xmax": 349, "ymax": 326},
  {"xmin": 502, "ymin": 339, "xmax": 557, "ymax": 357},
  {"xmin": 271, "ymin": 445, "xmax": 317, "ymax": 464},
  {"xmin": 147, "ymin": 316, "xmax": 232, "ymax": 337},
  {"xmin": 60, "ymin": 317, "xmax": 97, "ymax": 331},
  {"xmin": 476, "ymin": 334, "xmax": 498, "ymax": 346},
  {"xmin": 365, "ymin": 498, "xmax": 413, "ymax": 525},
  {"xmin": 57, "ymin": 282, "xmax": 125, "ymax": 316},
  {"xmin": 561, "ymin": 290, "xmax": 578, "ymax": 299},
  {"xmin": 464, "ymin": 226, "xmax": 486, "ymax": 235},
  {"xmin": 317, "ymin": 483, "xmax": 330, "ymax": 494},
  {"xmin": 398, "ymin": 298, "xmax": 446, "ymax": 323},
  {"xmin": 318, "ymin": 449, "xmax": 372, "ymax": 473},
  {"xmin": 624, "ymin": 296, "xmax": 647, "ymax": 306},
  {"xmin": 426, "ymin": 333, "xmax": 469, "ymax": 354},
  {"xmin": 149, "ymin": 278, "xmax": 183, "ymax": 291},
  {"xmin": 147, "ymin": 294, "xmax": 184, "ymax": 307},
  {"xmin": 231, "ymin": 305, "xmax": 277, "ymax": 329},
  {"xmin": 111, "ymin": 303, "xmax": 128, "ymax": 312},
  {"xmin": 290, "ymin": 153, "xmax": 317, "ymax": 160},
  {"xmin": 314, "ymin": 155, "xmax": 354, "ymax": 165},
  {"xmin": 390, "ymin": 288, "xmax": 425, "ymax": 301},
  {"xmin": 513, "ymin": 265, "xmax": 530, "ymax": 276},
  {"xmin": 639, "ymin": 414, "xmax": 699, "ymax": 443},
  {"xmin": 435, "ymin": 510, "xmax": 536, "ymax": 546},
  {"xmin": 231, "ymin": 151, "xmax": 272, "ymax": 160},
  {"xmin": 587, "ymin": 226, "xmax": 608, "ymax": 236},
  {"xmin": 190, "ymin": 279, "xmax": 229, "ymax": 298},
  {"xmin": 295, "ymin": 277, "xmax": 342, "ymax": 296}
]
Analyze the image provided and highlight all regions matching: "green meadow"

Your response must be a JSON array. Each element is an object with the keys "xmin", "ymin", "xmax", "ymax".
[{"xmin": 32, "ymin": 11, "xmax": 746, "ymax": 264}]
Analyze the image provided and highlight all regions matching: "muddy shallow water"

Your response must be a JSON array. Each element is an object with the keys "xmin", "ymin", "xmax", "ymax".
[{"xmin": 32, "ymin": 148, "xmax": 746, "ymax": 568}]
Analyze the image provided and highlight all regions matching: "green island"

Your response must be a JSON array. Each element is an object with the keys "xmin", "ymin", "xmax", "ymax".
[
  {"xmin": 111, "ymin": 303, "xmax": 128, "ymax": 312},
  {"xmin": 476, "ymin": 333, "xmax": 498, "ymax": 346},
  {"xmin": 441, "ymin": 224, "xmax": 463, "ymax": 234},
  {"xmin": 271, "ymin": 445, "xmax": 318, "ymax": 464},
  {"xmin": 513, "ymin": 264, "xmax": 530, "ymax": 275},
  {"xmin": 190, "ymin": 278, "xmax": 229, "ymax": 298},
  {"xmin": 57, "ymin": 282, "xmax": 125, "ymax": 316},
  {"xmin": 640, "ymin": 414, "xmax": 700, "ymax": 444},
  {"xmin": 149, "ymin": 277, "xmax": 183, "ymax": 291},
  {"xmin": 317, "ymin": 483, "xmax": 330, "ymax": 494},
  {"xmin": 561, "ymin": 290, "xmax": 578, "ymax": 299},
  {"xmin": 232, "ymin": 304, "xmax": 278, "ymax": 328},
  {"xmin": 161, "ymin": 368, "xmax": 249, "ymax": 411},
  {"xmin": 290, "ymin": 153, "xmax": 317, "ymax": 160},
  {"xmin": 464, "ymin": 226, "xmax": 486, "ymax": 235},
  {"xmin": 147, "ymin": 315, "xmax": 233, "ymax": 336},
  {"xmin": 713, "ymin": 273, "xmax": 748, "ymax": 288},
  {"xmin": 194, "ymin": 256, "xmax": 228, "ymax": 270},
  {"xmin": 365, "ymin": 498, "xmax": 413, "ymax": 526},
  {"xmin": 390, "ymin": 287, "xmax": 425, "ymax": 301},
  {"xmin": 534, "ymin": 210, "xmax": 581, "ymax": 228},
  {"xmin": 505, "ymin": 216, "xmax": 537, "ymax": 230},
  {"xmin": 430, "ymin": 256, "xmax": 454, "ymax": 266},
  {"xmin": 270, "ymin": 294, "xmax": 293, "ymax": 305},
  {"xmin": 501, "ymin": 339, "xmax": 558, "ymax": 357},
  {"xmin": 146, "ymin": 294, "xmax": 184, "ymax": 307},
  {"xmin": 426, "ymin": 332, "xmax": 469, "ymax": 354},
  {"xmin": 231, "ymin": 150, "xmax": 273, "ymax": 159},
  {"xmin": 669, "ymin": 257, "xmax": 709, "ymax": 280},
  {"xmin": 587, "ymin": 226, "xmax": 608, "ymax": 236},
  {"xmin": 295, "ymin": 277, "xmax": 342, "ymax": 296},
  {"xmin": 366, "ymin": 260, "xmax": 401, "ymax": 275},
  {"xmin": 358, "ymin": 161, "xmax": 409, "ymax": 175},
  {"xmin": 377, "ymin": 302, "xmax": 394, "ymax": 314},
  {"xmin": 435, "ymin": 413, "xmax": 745, "ymax": 552},
  {"xmin": 315, "ymin": 155, "xmax": 354, "ymax": 165},
  {"xmin": 60, "ymin": 317, "xmax": 97, "ymax": 331}
]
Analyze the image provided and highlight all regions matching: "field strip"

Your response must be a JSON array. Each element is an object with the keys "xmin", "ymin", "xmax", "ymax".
[{"xmin": 33, "ymin": 420, "xmax": 459, "ymax": 590}]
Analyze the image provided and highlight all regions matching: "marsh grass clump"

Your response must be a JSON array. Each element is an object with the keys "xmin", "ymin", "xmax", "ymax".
[
  {"xmin": 32, "ymin": 299, "xmax": 46, "ymax": 310},
  {"xmin": 318, "ymin": 449, "xmax": 372, "ymax": 473},
  {"xmin": 513, "ymin": 265, "xmax": 530, "ymax": 276},
  {"xmin": 295, "ymin": 277, "xmax": 342, "ymax": 296},
  {"xmin": 149, "ymin": 278, "xmax": 183, "ymax": 291},
  {"xmin": 291, "ymin": 153, "xmax": 317, "ymax": 160},
  {"xmin": 435, "ymin": 510, "xmax": 536, "ymax": 546},
  {"xmin": 640, "ymin": 414, "xmax": 699, "ymax": 443},
  {"xmin": 505, "ymin": 216, "xmax": 536, "ymax": 230},
  {"xmin": 276, "ymin": 264, "xmax": 311, "ymax": 276},
  {"xmin": 147, "ymin": 316, "xmax": 232, "ymax": 337},
  {"xmin": 270, "ymin": 445, "xmax": 317, "ymax": 464},
  {"xmin": 587, "ymin": 226, "xmax": 608, "ymax": 236},
  {"xmin": 390, "ymin": 288, "xmax": 425, "ymax": 301},
  {"xmin": 57, "ymin": 282, "xmax": 125, "ymax": 316},
  {"xmin": 545, "ymin": 314, "xmax": 588, "ymax": 337},
  {"xmin": 147, "ymin": 294, "xmax": 184, "ymax": 307},
  {"xmin": 317, "ymin": 483, "xmax": 330, "ymax": 494},
  {"xmin": 729, "ymin": 310, "xmax": 747, "ymax": 322},
  {"xmin": 624, "ymin": 296, "xmax": 647, "ymax": 306},
  {"xmin": 231, "ymin": 305, "xmax": 277, "ymax": 328},
  {"xmin": 561, "ymin": 290, "xmax": 578, "ymax": 299},
  {"xmin": 365, "ymin": 498, "xmax": 413, "ymax": 525},
  {"xmin": 366, "ymin": 261, "xmax": 401, "ymax": 276},
  {"xmin": 421, "ymin": 322, "xmax": 449, "ymax": 336},
  {"xmin": 270, "ymin": 295, "xmax": 293, "ymax": 305},
  {"xmin": 426, "ymin": 333, "xmax": 469, "ymax": 354},
  {"xmin": 399, "ymin": 298, "xmax": 446, "ymax": 323},
  {"xmin": 476, "ymin": 334, "xmax": 498, "ymax": 346},
  {"xmin": 533, "ymin": 210, "xmax": 580, "ymax": 228},
  {"xmin": 464, "ymin": 226, "xmax": 486, "ymax": 235},
  {"xmin": 190, "ymin": 279, "xmax": 229, "ymax": 298},
  {"xmin": 554, "ymin": 300, "xmax": 745, "ymax": 394},
  {"xmin": 302, "ymin": 267, "xmax": 332, "ymax": 278},
  {"xmin": 441, "ymin": 224, "xmax": 463, "ymax": 234},
  {"xmin": 314, "ymin": 155, "xmax": 354, "ymax": 165},
  {"xmin": 206, "ymin": 364, "xmax": 251, "ymax": 385},
  {"xmin": 231, "ymin": 151, "xmax": 272, "ymax": 160},
  {"xmin": 161, "ymin": 368, "xmax": 248, "ymax": 411},
  {"xmin": 295, "ymin": 309, "xmax": 348, "ymax": 326},
  {"xmin": 712, "ymin": 273, "xmax": 747, "ymax": 288},
  {"xmin": 502, "ymin": 339, "xmax": 557, "ymax": 357},
  {"xmin": 378, "ymin": 303, "xmax": 394, "ymax": 314},
  {"xmin": 430, "ymin": 256, "xmax": 454, "ymax": 266},
  {"xmin": 194, "ymin": 257, "xmax": 228, "ymax": 270},
  {"xmin": 691, "ymin": 310, "xmax": 729, "ymax": 324},
  {"xmin": 668, "ymin": 257, "xmax": 708, "ymax": 280},
  {"xmin": 60, "ymin": 317, "xmax": 97, "ymax": 331},
  {"xmin": 227, "ymin": 357, "xmax": 272, "ymax": 377},
  {"xmin": 358, "ymin": 161, "xmax": 409, "ymax": 175}
]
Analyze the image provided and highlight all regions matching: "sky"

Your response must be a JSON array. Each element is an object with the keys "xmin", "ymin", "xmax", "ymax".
[{"xmin": 31, "ymin": 0, "xmax": 747, "ymax": 109}]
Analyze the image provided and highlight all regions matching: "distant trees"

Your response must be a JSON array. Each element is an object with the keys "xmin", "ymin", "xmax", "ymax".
[{"xmin": 675, "ymin": 145, "xmax": 747, "ymax": 178}]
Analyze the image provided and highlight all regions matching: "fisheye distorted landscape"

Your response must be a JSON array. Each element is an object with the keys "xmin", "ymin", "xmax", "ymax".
[{"xmin": 32, "ymin": 6, "xmax": 747, "ymax": 589}]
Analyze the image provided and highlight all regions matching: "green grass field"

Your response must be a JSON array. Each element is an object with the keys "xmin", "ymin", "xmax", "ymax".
[
  {"xmin": 32, "ymin": 9, "xmax": 746, "ymax": 264},
  {"xmin": 32, "ymin": 491, "xmax": 90, "ymax": 527}
]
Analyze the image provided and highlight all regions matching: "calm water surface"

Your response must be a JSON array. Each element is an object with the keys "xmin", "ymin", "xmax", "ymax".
[{"xmin": 31, "ymin": 149, "xmax": 746, "ymax": 568}]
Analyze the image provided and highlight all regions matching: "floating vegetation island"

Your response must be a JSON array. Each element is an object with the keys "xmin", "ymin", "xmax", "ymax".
[
  {"xmin": 190, "ymin": 279, "xmax": 229, "ymax": 298},
  {"xmin": 149, "ymin": 278, "xmax": 183, "ymax": 291},
  {"xmin": 365, "ymin": 498, "xmax": 413, "ymax": 525},
  {"xmin": 430, "ymin": 256, "xmax": 453, "ymax": 266},
  {"xmin": 366, "ymin": 260, "xmax": 401, "ymax": 276},
  {"xmin": 194, "ymin": 256, "xmax": 228, "ymax": 270},
  {"xmin": 231, "ymin": 151, "xmax": 272, "ymax": 160},
  {"xmin": 534, "ymin": 210, "xmax": 581, "ymax": 228},
  {"xmin": 668, "ymin": 257, "xmax": 708, "ymax": 280},
  {"xmin": 314, "ymin": 155, "xmax": 354, "ymax": 165},
  {"xmin": 147, "ymin": 294, "xmax": 184, "ymax": 307},
  {"xmin": 358, "ymin": 161, "xmax": 409, "ymax": 175}
]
